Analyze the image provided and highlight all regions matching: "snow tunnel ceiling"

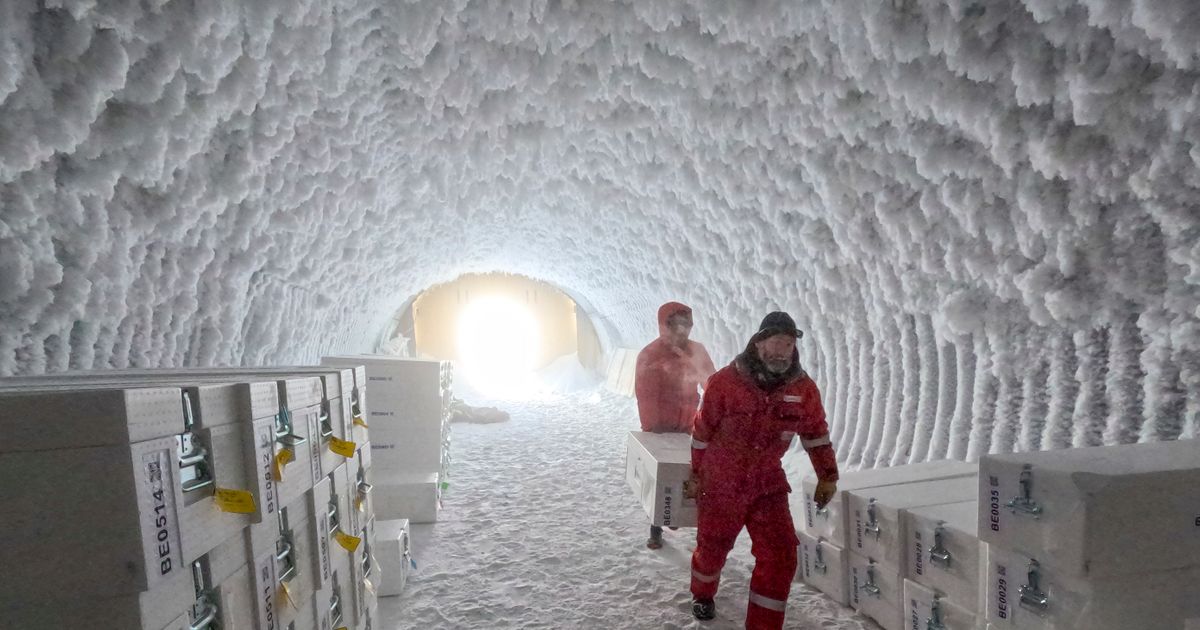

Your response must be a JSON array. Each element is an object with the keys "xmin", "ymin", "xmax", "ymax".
[{"xmin": 2, "ymin": 1, "xmax": 1199, "ymax": 464}]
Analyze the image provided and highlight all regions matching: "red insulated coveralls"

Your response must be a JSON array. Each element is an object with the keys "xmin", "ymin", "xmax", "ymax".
[
  {"xmin": 634, "ymin": 302, "xmax": 716, "ymax": 433},
  {"xmin": 689, "ymin": 355, "xmax": 838, "ymax": 630}
]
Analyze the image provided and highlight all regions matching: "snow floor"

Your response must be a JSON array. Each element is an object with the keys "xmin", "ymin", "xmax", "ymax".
[{"xmin": 378, "ymin": 389, "xmax": 877, "ymax": 629}]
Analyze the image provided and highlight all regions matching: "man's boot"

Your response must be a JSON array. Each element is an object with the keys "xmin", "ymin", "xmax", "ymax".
[
  {"xmin": 646, "ymin": 525, "xmax": 664, "ymax": 549},
  {"xmin": 692, "ymin": 598, "xmax": 716, "ymax": 620}
]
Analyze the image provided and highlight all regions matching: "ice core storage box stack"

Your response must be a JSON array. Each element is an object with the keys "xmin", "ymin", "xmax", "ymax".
[
  {"xmin": 0, "ymin": 367, "xmax": 379, "ymax": 630},
  {"xmin": 979, "ymin": 439, "xmax": 1200, "ymax": 630},
  {"xmin": 793, "ymin": 459, "xmax": 977, "ymax": 610},
  {"xmin": 322, "ymin": 355, "xmax": 452, "ymax": 524}
]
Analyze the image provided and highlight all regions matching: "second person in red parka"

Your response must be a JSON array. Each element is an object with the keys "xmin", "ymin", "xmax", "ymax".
[{"xmin": 634, "ymin": 301, "xmax": 716, "ymax": 549}]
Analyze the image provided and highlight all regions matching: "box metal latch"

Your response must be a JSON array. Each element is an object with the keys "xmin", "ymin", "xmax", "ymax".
[
  {"xmin": 1019, "ymin": 559, "xmax": 1050, "ymax": 612},
  {"xmin": 328, "ymin": 484, "xmax": 342, "ymax": 536},
  {"xmin": 929, "ymin": 522, "xmax": 952, "ymax": 568},
  {"xmin": 274, "ymin": 406, "xmax": 307, "ymax": 447},
  {"xmin": 926, "ymin": 594, "xmax": 947, "ymax": 630},
  {"xmin": 864, "ymin": 498, "xmax": 881, "ymax": 539},
  {"xmin": 276, "ymin": 507, "xmax": 297, "ymax": 585},
  {"xmin": 861, "ymin": 561, "xmax": 881, "ymax": 597},
  {"xmin": 318, "ymin": 399, "xmax": 334, "ymax": 440},
  {"xmin": 1007, "ymin": 464, "xmax": 1043, "ymax": 518},
  {"xmin": 188, "ymin": 560, "xmax": 219, "ymax": 630},
  {"xmin": 177, "ymin": 391, "xmax": 214, "ymax": 494},
  {"xmin": 330, "ymin": 574, "xmax": 344, "ymax": 627}
]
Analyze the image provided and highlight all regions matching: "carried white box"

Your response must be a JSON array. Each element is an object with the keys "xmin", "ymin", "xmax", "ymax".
[
  {"xmin": 797, "ymin": 459, "xmax": 977, "ymax": 544},
  {"xmin": 905, "ymin": 500, "xmax": 986, "ymax": 612},
  {"xmin": 797, "ymin": 530, "xmax": 849, "ymax": 605},
  {"xmin": 904, "ymin": 579, "xmax": 979, "ymax": 630},
  {"xmin": 376, "ymin": 518, "xmax": 413, "ymax": 597},
  {"xmin": 985, "ymin": 544, "xmax": 1200, "ymax": 630},
  {"xmin": 846, "ymin": 476, "xmax": 979, "ymax": 572},
  {"xmin": 849, "ymin": 552, "xmax": 903, "ymax": 630},
  {"xmin": 373, "ymin": 471, "xmax": 440, "ymax": 523},
  {"xmin": 980, "ymin": 438, "xmax": 1200, "ymax": 578},
  {"xmin": 625, "ymin": 431, "xmax": 697, "ymax": 528}
]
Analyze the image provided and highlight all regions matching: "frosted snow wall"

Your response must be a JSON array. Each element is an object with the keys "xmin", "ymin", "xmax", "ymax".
[{"xmin": 2, "ymin": 1, "xmax": 1199, "ymax": 465}]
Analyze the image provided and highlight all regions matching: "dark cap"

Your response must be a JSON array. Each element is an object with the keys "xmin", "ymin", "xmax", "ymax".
[{"xmin": 752, "ymin": 311, "xmax": 803, "ymax": 342}]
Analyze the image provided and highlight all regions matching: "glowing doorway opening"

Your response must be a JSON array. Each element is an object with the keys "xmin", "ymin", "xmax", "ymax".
[{"xmin": 456, "ymin": 295, "xmax": 543, "ymax": 399}]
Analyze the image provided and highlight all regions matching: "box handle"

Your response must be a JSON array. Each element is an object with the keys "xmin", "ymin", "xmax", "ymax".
[
  {"xmin": 275, "ymin": 507, "xmax": 298, "ymax": 583},
  {"xmin": 813, "ymin": 541, "xmax": 827, "ymax": 574},
  {"xmin": 1006, "ymin": 464, "xmax": 1043, "ymax": 518},
  {"xmin": 177, "ymin": 392, "xmax": 215, "ymax": 493},
  {"xmin": 926, "ymin": 595, "xmax": 947, "ymax": 630},
  {"xmin": 274, "ymin": 407, "xmax": 308, "ymax": 447},
  {"xmin": 860, "ymin": 562, "xmax": 881, "ymax": 597},
  {"xmin": 350, "ymin": 387, "xmax": 363, "ymax": 422},
  {"xmin": 1019, "ymin": 559, "xmax": 1050, "ymax": 612},
  {"xmin": 328, "ymin": 498, "xmax": 341, "ymax": 535},
  {"xmin": 357, "ymin": 466, "xmax": 374, "ymax": 497},
  {"xmin": 864, "ymin": 498, "xmax": 881, "ymax": 539},
  {"xmin": 929, "ymin": 523, "xmax": 952, "ymax": 568},
  {"xmin": 319, "ymin": 402, "xmax": 334, "ymax": 439},
  {"xmin": 188, "ymin": 601, "xmax": 218, "ymax": 630},
  {"xmin": 189, "ymin": 560, "xmax": 219, "ymax": 630},
  {"xmin": 329, "ymin": 581, "xmax": 344, "ymax": 627}
]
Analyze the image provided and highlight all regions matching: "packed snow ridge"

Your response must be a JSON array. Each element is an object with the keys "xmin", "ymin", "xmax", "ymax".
[{"xmin": 2, "ymin": 1, "xmax": 1198, "ymax": 464}]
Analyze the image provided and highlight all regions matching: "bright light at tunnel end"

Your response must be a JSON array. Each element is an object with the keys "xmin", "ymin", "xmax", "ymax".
[{"xmin": 456, "ymin": 295, "xmax": 543, "ymax": 399}]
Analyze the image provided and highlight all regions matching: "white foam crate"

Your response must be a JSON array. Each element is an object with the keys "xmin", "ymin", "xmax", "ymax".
[
  {"xmin": 980, "ymin": 438, "xmax": 1200, "ymax": 578},
  {"xmin": 796, "ymin": 459, "xmax": 977, "ymax": 545},
  {"xmin": 5, "ymin": 524, "xmax": 254, "ymax": 630},
  {"xmin": 904, "ymin": 578, "xmax": 980, "ymax": 630},
  {"xmin": 372, "ymin": 472, "xmax": 440, "ymax": 524},
  {"xmin": 905, "ymin": 500, "xmax": 986, "ymax": 612},
  {"xmin": 0, "ymin": 432, "xmax": 187, "ymax": 601},
  {"xmin": 985, "ymin": 544, "xmax": 1200, "ymax": 630},
  {"xmin": 625, "ymin": 431, "xmax": 696, "ymax": 528},
  {"xmin": 376, "ymin": 518, "xmax": 412, "ymax": 597},
  {"xmin": 849, "ymin": 552, "xmax": 903, "ymax": 630},
  {"xmin": 797, "ymin": 530, "xmax": 849, "ymax": 605},
  {"xmin": 846, "ymin": 476, "xmax": 978, "ymax": 572}
]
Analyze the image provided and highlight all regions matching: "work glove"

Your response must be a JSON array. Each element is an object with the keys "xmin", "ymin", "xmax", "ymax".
[{"xmin": 813, "ymin": 479, "xmax": 837, "ymax": 510}]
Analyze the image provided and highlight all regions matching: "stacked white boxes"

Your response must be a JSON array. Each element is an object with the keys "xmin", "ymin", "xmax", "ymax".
[
  {"xmin": 902, "ymin": 500, "xmax": 987, "ymax": 626},
  {"xmin": 0, "ymin": 367, "xmax": 378, "ymax": 630},
  {"xmin": 624, "ymin": 431, "xmax": 697, "ymax": 528},
  {"xmin": 844, "ymin": 476, "xmax": 978, "ymax": 630},
  {"xmin": 793, "ymin": 460, "xmax": 977, "ymax": 610},
  {"xmin": 322, "ymin": 356, "xmax": 452, "ymax": 525},
  {"xmin": 979, "ymin": 439, "xmax": 1200, "ymax": 630}
]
